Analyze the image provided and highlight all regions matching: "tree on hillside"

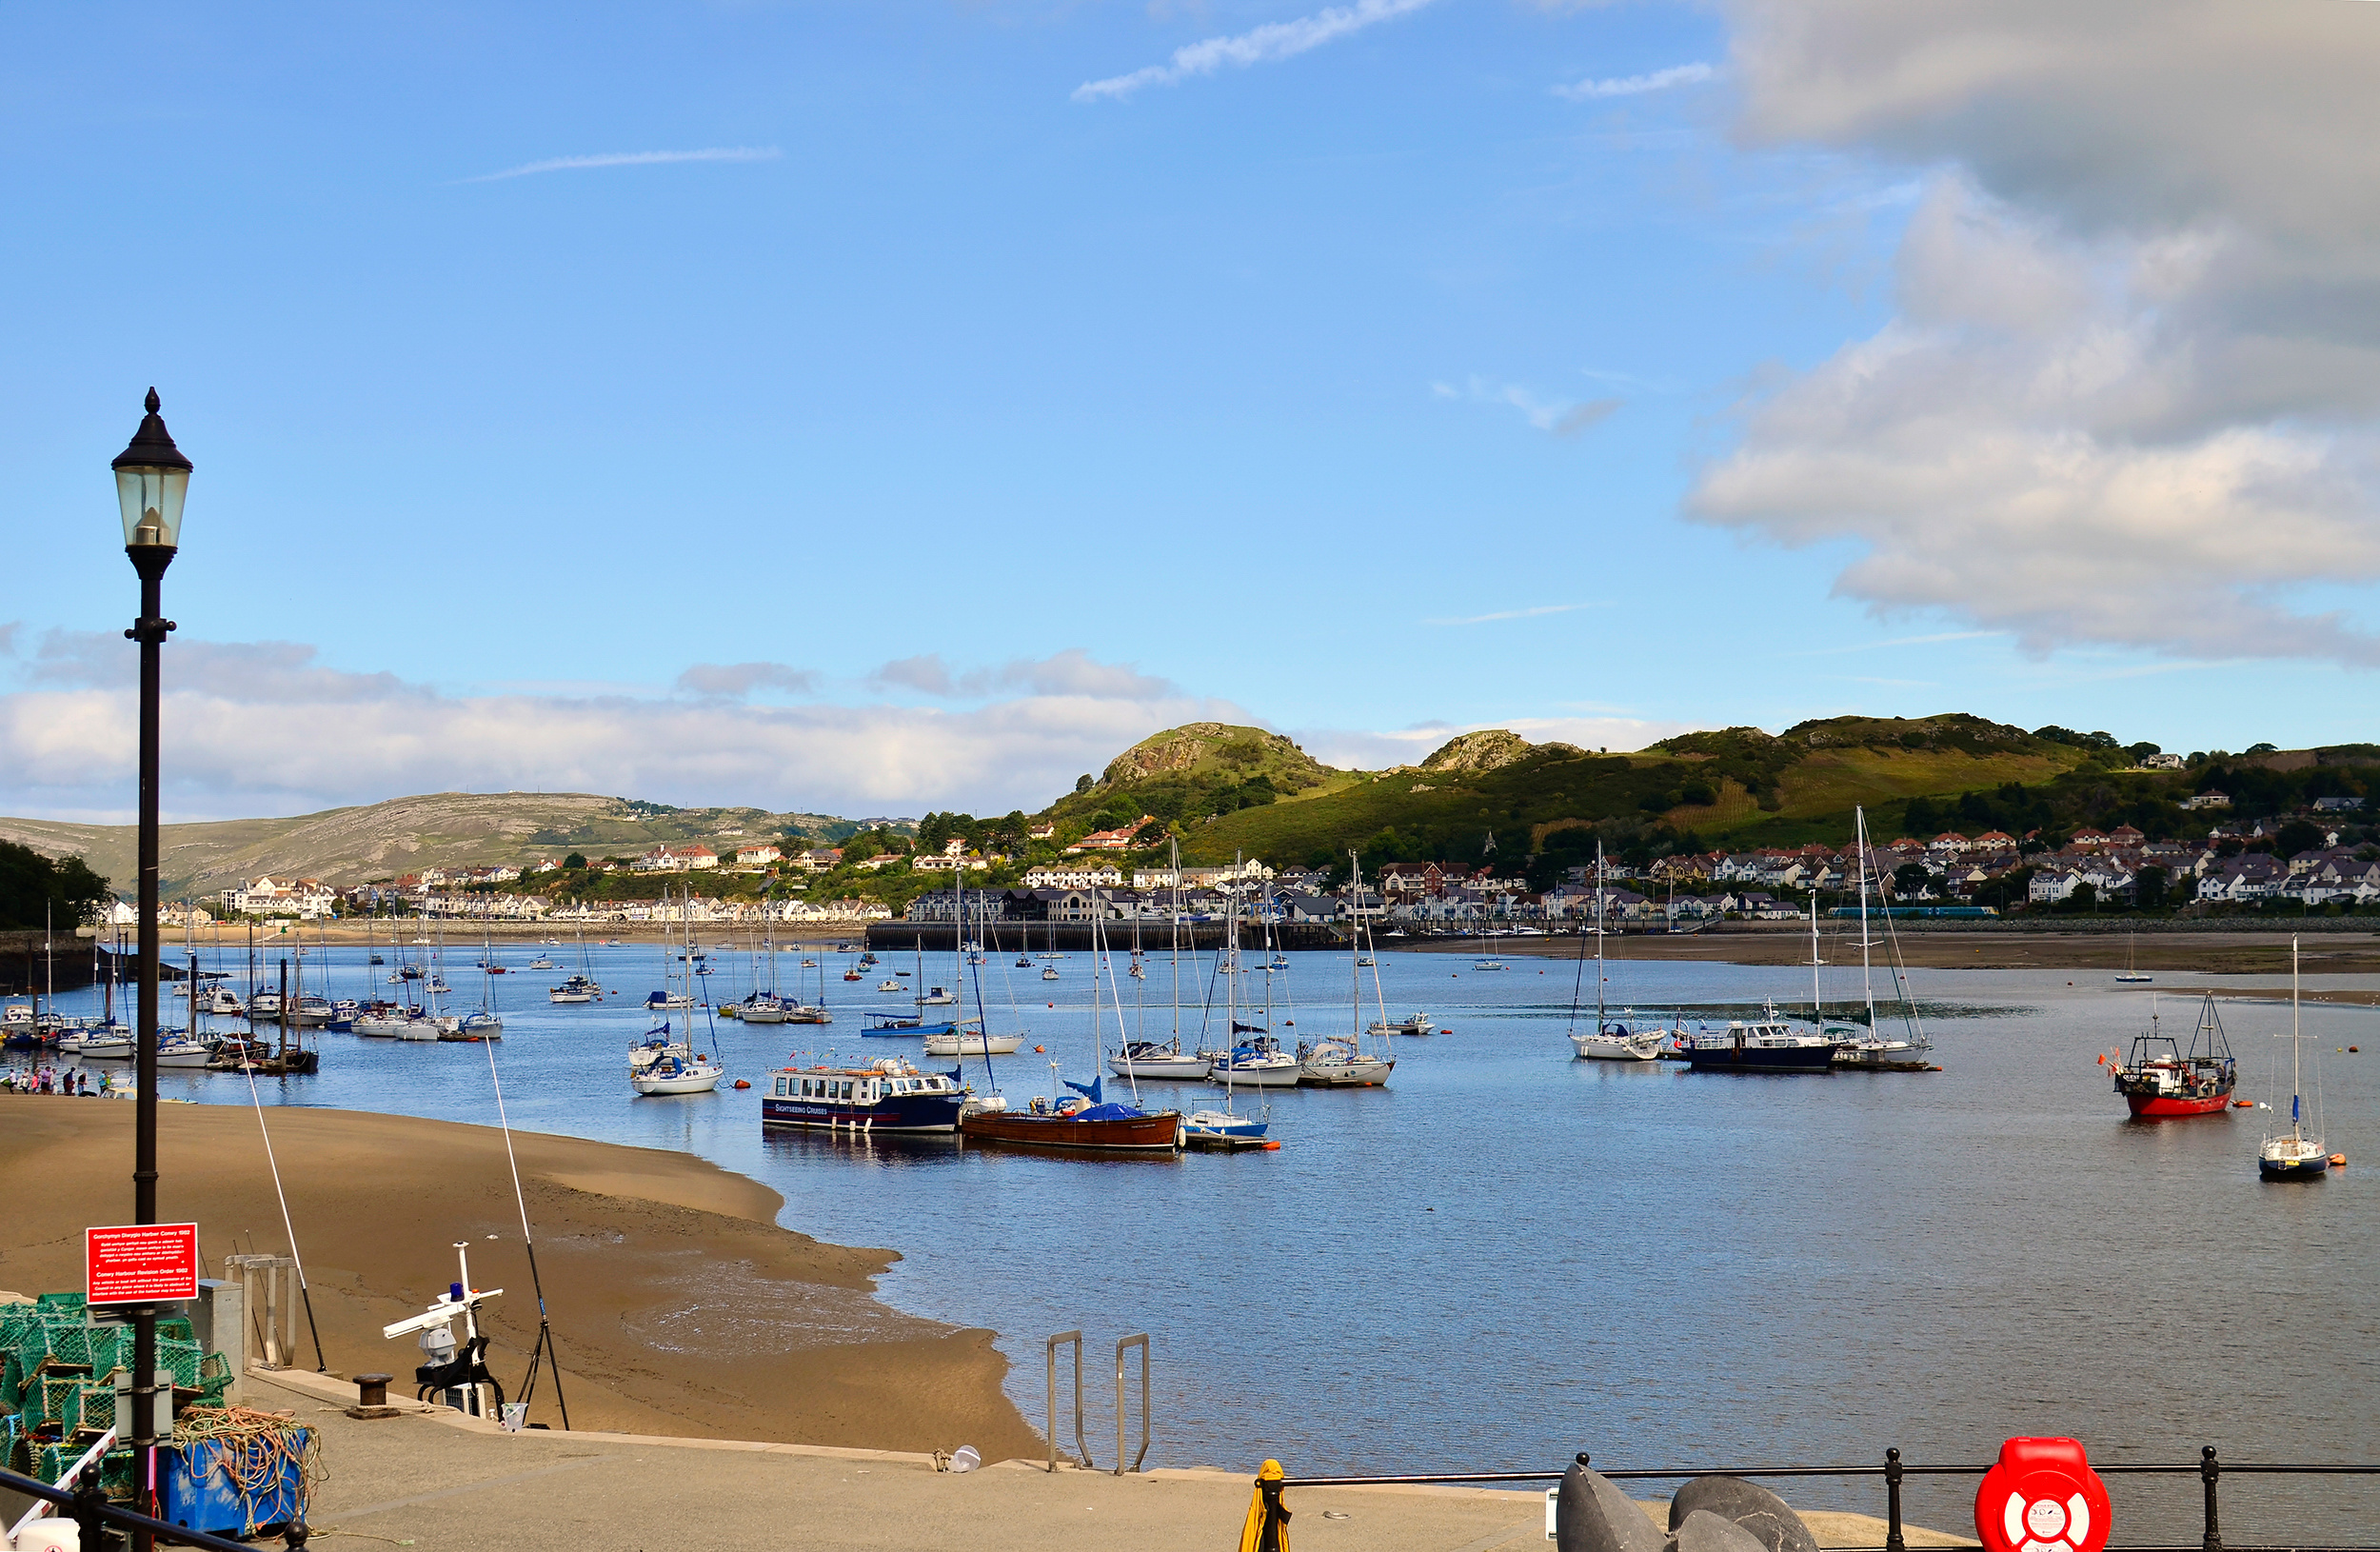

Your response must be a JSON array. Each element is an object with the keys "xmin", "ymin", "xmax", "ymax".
[
  {"xmin": 0, "ymin": 841, "xmax": 112, "ymax": 931},
  {"xmin": 565, "ymin": 852, "xmax": 587, "ymax": 869},
  {"xmin": 2273, "ymin": 819, "xmax": 2326, "ymax": 860}
]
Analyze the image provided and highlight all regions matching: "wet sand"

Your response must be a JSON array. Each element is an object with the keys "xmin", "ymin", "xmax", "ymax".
[{"xmin": 0, "ymin": 1099, "xmax": 1041, "ymax": 1460}]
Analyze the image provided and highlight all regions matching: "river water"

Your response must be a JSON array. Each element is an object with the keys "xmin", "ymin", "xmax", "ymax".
[{"xmin": 26, "ymin": 934, "xmax": 2380, "ymax": 1542}]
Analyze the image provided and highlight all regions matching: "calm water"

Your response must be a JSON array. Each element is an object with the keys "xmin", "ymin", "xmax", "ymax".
[{"xmin": 28, "ymin": 933, "xmax": 2380, "ymax": 1540}]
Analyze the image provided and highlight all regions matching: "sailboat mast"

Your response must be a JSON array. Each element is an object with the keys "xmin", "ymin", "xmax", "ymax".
[
  {"xmin": 1855, "ymin": 806, "xmax": 1875, "ymax": 1025},
  {"xmin": 1594, "ymin": 843, "xmax": 1606, "ymax": 1031},
  {"xmin": 1809, "ymin": 893, "xmax": 1821, "ymax": 1018},
  {"xmin": 2291, "ymin": 934, "xmax": 2303, "ymax": 1139}
]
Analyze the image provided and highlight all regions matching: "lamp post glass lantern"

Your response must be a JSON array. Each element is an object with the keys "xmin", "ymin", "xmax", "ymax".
[{"xmin": 113, "ymin": 386, "xmax": 189, "ymax": 1548}]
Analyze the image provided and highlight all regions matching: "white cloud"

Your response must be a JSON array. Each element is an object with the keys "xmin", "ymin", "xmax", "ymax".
[
  {"xmin": 0, "ymin": 641, "xmax": 1239, "ymax": 823},
  {"xmin": 1554, "ymin": 62, "xmax": 1715, "ymax": 101},
  {"xmin": 1074, "ymin": 0, "xmax": 1436, "ymax": 103},
  {"xmin": 462, "ymin": 148, "xmax": 781, "ymax": 184},
  {"xmin": 1449, "ymin": 377, "xmax": 1622, "ymax": 437},
  {"xmin": 1690, "ymin": 1, "xmax": 2380, "ymax": 668},
  {"xmin": 1424, "ymin": 604, "xmax": 1598, "ymax": 627},
  {"xmin": 869, "ymin": 648, "xmax": 1180, "ymax": 702}
]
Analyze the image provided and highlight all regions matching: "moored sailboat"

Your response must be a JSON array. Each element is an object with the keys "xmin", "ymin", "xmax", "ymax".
[{"xmin": 2258, "ymin": 938, "xmax": 2330, "ymax": 1180}]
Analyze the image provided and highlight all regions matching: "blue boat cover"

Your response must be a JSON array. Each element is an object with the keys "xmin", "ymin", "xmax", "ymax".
[
  {"xmin": 1073, "ymin": 1103, "xmax": 1147, "ymax": 1121},
  {"xmin": 1061, "ymin": 1075, "xmax": 1103, "ymax": 1104}
]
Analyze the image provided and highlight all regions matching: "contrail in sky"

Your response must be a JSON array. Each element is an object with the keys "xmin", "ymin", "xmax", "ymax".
[
  {"xmin": 462, "ymin": 147, "xmax": 782, "ymax": 183},
  {"xmin": 1075, "ymin": 0, "xmax": 1436, "ymax": 103}
]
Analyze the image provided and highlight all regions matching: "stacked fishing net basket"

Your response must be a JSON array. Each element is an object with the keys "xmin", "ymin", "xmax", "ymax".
[{"xmin": 1, "ymin": 1290, "xmax": 236, "ymax": 1502}]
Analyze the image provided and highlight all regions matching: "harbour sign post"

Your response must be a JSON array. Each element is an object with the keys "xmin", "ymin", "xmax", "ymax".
[{"xmin": 85, "ymin": 1224, "xmax": 199, "ymax": 1305}]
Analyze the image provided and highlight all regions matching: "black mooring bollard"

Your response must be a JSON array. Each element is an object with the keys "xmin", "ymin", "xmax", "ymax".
[
  {"xmin": 2200, "ymin": 1445, "xmax": 2223, "ymax": 1552},
  {"xmin": 1886, "ymin": 1447, "xmax": 1907, "ymax": 1552}
]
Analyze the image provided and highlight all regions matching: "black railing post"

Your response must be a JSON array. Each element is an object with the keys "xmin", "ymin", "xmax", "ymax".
[
  {"xmin": 71, "ymin": 1474, "xmax": 107, "ymax": 1551},
  {"xmin": 1885, "ymin": 1447, "xmax": 1907, "ymax": 1552},
  {"xmin": 2201, "ymin": 1444, "xmax": 2223, "ymax": 1552}
]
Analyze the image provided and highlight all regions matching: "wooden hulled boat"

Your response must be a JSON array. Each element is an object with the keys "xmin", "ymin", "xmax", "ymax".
[{"xmin": 958, "ymin": 1085, "xmax": 1182, "ymax": 1153}]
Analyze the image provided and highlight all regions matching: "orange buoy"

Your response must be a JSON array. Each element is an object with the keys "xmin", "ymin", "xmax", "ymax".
[
  {"xmin": 2331, "ymin": 1153, "xmax": 2348, "ymax": 1167},
  {"xmin": 1261, "ymin": 1140, "xmax": 1282, "ymax": 1150},
  {"xmin": 1033, "ymin": 1045, "xmax": 1044, "ymax": 1053},
  {"xmin": 2233, "ymin": 1099, "xmax": 2254, "ymax": 1108},
  {"xmin": 732, "ymin": 1079, "xmax": 751, "ymax": 1089}
]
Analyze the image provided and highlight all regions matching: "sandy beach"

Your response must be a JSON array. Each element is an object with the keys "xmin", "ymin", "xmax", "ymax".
[{"xmin": 0, "ymin": 1098, "xmax": 1041, "ymax": 1461}]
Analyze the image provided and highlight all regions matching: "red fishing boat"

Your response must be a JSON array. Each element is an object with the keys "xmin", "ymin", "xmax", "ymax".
[
  {"xmin": 2108, "ymin": 993, "xmax": 2236, "ymax": 1117},
  {"xmin": 957, "ymin": 1078, "xmax": 1183, "ymax": 1153}
]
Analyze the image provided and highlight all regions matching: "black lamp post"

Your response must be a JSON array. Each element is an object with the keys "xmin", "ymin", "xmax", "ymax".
[{"xmin": 113, "ymin": 387, "xmax": 189, "ymax": 1544}]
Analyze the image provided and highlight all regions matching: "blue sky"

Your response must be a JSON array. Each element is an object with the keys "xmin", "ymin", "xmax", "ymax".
[{"xmin": 4, "ymin": 2, "xmax": 2376, "ymax": 822}]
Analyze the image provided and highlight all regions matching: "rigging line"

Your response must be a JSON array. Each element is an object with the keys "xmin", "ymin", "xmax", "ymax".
[
  {"xmin": 235, "ymin": 1053, "xmax": 326, "ymax": 1371},
  {"xmin": 1095, "ymin": 910, "xmax": 1142, "ymax": 1108},
  {"xmin": 483, "ymin": 1025, "xmax": 570, "ymax": 1428}
]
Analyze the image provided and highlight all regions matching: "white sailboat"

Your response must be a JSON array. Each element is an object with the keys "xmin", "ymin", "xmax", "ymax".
[
  {"xmin": 1825, "ymin": 807, "xmax": 1932, "ymax": 1068},
  {"xmin": 1570, "ymin": 843, "xmax": 1669, "ymax": 1062},
  {"xmin": 631, "ymin": 889, "xmax": 724, "ymax": 1096},
  {"xmin": 1111, "ymin": 842, "xmax": 1214, "ymax": 1081},
  {"xmin": 2258, "ymin": 937, "xmax": 2331, "ymax": 1181},
  {"xmin": 1299, "ymin": 853, "xmax": 1396, "ymax": 1085}
]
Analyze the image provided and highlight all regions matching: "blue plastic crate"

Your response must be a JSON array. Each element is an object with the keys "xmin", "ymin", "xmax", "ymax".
[{"xmin": 159, "ymin": 1431, "xmax": 308, "ymax": 1538}]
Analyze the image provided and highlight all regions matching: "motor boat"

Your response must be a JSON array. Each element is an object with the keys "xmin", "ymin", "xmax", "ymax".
[
  {"xmin": 548, "ymin": 974, "xmax": 600, "ymax": 1004},
  {"xmin": 915, "ymin": 985, "xmax": 955, "ymax": 1006},
  {"xmin": 1367, "ymin": 1013, "xmax": 1434, "ymax": 1037},
  {"xmin": 762, "ymin": 1056, "xmax": 967, "ymax": 1134}
]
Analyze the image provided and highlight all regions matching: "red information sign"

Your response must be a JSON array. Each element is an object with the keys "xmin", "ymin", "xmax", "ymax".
[{"xmin": 86, "ymin": 1223, "xmax": 200, "ymax": 1304}]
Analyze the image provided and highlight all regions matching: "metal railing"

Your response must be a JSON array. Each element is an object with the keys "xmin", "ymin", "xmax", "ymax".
[
  {"xmin": 1, "ymin": 1461, "xmax": 302, "ymax": 1550},
  {"xmin": 1263, "ymin": 1447, "xmax": 2380, "ymax": 1552},
  {"xmin": 1115, "ymin": 1333, "xmax": 1150, "ymax": 1476},
  {"xmin": 1045, "ymin": 1330, "xmax": 1089, "ymax": 1472}
]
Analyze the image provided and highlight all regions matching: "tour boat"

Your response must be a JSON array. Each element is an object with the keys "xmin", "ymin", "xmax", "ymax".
[
  {"xmin": 2109, "ymin": 993, "xmax": 2236, "ymax": 1117},
  {"xmin": 2259, "ymin": 939, "xmax": 2330, "ymax": 1181},
  {"xmin": 763, "ymin": 1056, "xmax": 969, "ymax": 1133},
  {"xmin": 957, "ymin": 1075, "xmax": 1182, "ymax": 1153},
  {"xmin": 1107, "ymin": 1040, "xmax": 1211, "ymax": 1080},
  {"xmin": 923, "ymin": 1026, "xmax": 1024, "ymax": 1057},
  {"xmin": 1368, "ymin": 1013, "xmax": 1434, "ymax": 1037},
  {"xmin": 1680, "ymin": 1006, "xmax": 1840, "ymax": 1072}
]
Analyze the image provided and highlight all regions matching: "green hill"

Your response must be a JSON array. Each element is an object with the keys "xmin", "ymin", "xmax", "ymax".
[
  {"xmin": 1043, "ymin": 723, "xmax": 1356, "ymax": 839},
  {"xmin": 1075, "ymin": 714, "xmax": 2380, "ymax": 886}
]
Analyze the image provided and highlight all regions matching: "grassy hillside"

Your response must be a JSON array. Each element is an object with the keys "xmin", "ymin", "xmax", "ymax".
[
  {"xmin": 0, "ymin": 793, "xmax": 867, "ymax": 902},
  {"xmin": 1043, "ymin": 723, "xmax": 1357, "ymax": 839}
]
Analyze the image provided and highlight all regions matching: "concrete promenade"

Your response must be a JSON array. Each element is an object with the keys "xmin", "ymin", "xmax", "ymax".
[{"xmin": 249, "ymin": 1368, "xmax": 1974, "ymax": 1552}]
